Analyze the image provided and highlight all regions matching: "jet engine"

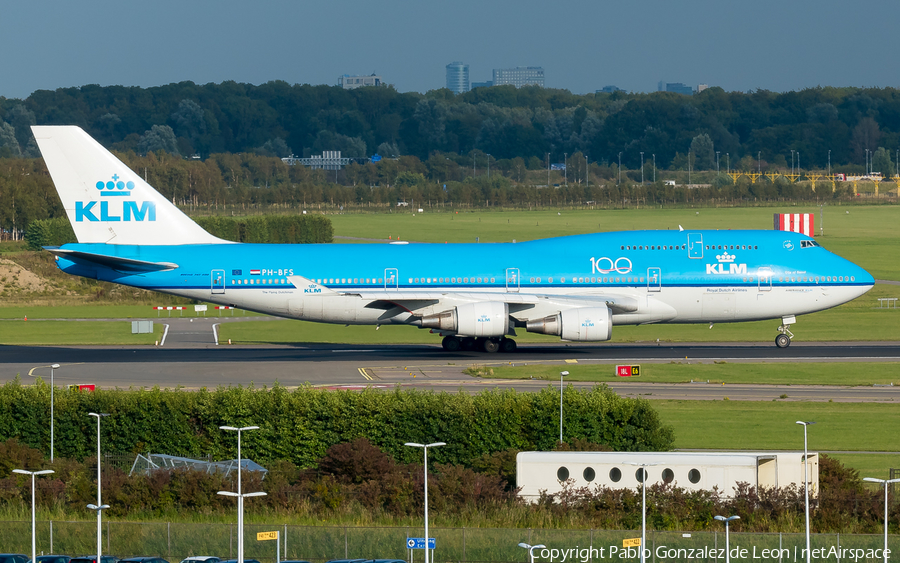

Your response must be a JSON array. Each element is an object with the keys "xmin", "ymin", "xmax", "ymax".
[
  {"xmin": 421, "ymin": 302, "xmax": 509, "ymax": 337},
  {"xmin": 525, "ymin": 306, "xmax": 612, "ymax": 341}
]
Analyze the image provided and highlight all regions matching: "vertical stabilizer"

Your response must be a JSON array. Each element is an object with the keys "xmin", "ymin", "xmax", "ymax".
[{"xmin": 32, "ymin": 125, "xmax": 225, "ymax": 245}]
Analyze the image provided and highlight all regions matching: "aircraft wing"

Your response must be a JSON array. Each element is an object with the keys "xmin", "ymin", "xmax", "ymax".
[
  {"xmin": 45, "ymin": 247, "xmax": 179, "ymax": 273},
  {"xmin": 342, "ymin": 290, "xmax": 640, "ymax": 314}
]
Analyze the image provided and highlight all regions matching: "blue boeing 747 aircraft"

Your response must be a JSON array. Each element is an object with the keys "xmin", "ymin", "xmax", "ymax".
[{"xmin": 33, "ymin": 126, "xmax": 874, "ymax": 352}]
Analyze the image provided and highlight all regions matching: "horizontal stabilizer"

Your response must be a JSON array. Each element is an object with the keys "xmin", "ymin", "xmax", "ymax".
[{"xmin": 45, "ymin": 247, "xmax": 178, "ymax": 272}]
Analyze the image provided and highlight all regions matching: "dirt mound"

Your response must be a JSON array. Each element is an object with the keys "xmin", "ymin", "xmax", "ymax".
[{"xmin": 0, "ymin": 258, "xmax": 55, "ymax": 294}]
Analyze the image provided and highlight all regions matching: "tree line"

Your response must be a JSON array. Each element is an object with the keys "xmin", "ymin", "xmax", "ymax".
[{"xmin": 1, "ymin": 81, "xmax": 898, "ymax": 172}]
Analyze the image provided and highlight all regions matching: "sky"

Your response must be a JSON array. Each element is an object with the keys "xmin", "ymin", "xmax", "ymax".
[{"xmin": 2, "ymin": 0, "xmax": 899, "ymax": 100}]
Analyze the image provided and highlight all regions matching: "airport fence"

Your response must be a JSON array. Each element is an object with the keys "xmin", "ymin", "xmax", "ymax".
[{"xmin": 1, "ymin": 521, "xmax": 897, "ymax": 563}]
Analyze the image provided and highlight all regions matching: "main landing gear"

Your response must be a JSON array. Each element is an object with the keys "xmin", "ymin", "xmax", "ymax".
[
  {"xmin": 775, "ymin": 315, "xmax": 796, "ymax": 348},
  {"xmin": 441, "ymin": 335, "xmax": 517, "ymax": 353}
]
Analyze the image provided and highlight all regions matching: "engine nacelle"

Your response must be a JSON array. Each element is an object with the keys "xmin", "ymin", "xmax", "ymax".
[
  {"xmin": 525, "ymin": 306, "xmax": 612, "ymax": 341},
  {"xmin": 421, "ymin": 301, "xmax": 509, "ymax": 337}
]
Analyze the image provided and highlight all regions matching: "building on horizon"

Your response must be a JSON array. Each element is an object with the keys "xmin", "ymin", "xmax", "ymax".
[
  {"xmin": 657, "ymin": 81, "xmax": 694, "ymax": 95},
  {"xmin": 597, "ymin": 85, "xmax": 625, "ymax": 94},
  {"xmin": 471, "ymin": 80, "xmax": 493, "ymax": 89},
  {"xmin": 492, "ymin": 66, "xmax": 544, "ymax": 88},
  {"xmin": 446, "ymin": 62, "xmax": 470, "ymax": 94},
  {"xmin": 339, "ymin": 74, "xmax": 383, "ymax": 90}
]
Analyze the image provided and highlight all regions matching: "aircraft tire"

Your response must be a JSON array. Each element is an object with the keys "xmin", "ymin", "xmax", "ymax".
[
  {"xmin": 499, "ymin": 338, "xmax": 517, "ymax": 353},
  {"xmin": 461, "ymin": 337, "xmax": 477, "ymax": 351},
  {"xmin": 775, "ymin": 334, "xmax": 791, "ymax": 348},
  {"xmin": 442, "ymin": 336, "xmax": 462, "ymax": 352},
  {"xmin": 482, "ymin": 338, "xmax": 500, "ymax": 353}
]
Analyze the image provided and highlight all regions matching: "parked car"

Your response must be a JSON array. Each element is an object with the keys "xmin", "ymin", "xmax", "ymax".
[
  {"xmin": 180, "ymin": 558, "xmax": 220, "ymax": 563},
  {"xmin": 217, "ymin": 560, "xmax": 260, "ymax": 563},
  {"xmin": 0, "ymin": 555, "xmax": 29, "ymax": 563},
  {"xmin": 69, "ymin": 556, "xmax": 119, "ymax": 563},
  {"xmin": 28, "ymin": 557, "xmax": 71, "ymax": 563},
  {"xmin": 118, "ymin": 559, "xmax": 168, "ymax": 563},
  {"xmin": 281, "ymin": 560, "xmax": 311, "ymax": 563}
]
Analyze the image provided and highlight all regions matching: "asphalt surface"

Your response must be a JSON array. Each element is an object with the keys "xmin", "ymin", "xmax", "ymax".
[{"xmin": 3, "ymin": 318, "xmax": 899, "ymax": 401}]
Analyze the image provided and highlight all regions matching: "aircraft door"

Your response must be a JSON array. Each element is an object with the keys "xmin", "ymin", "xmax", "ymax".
[
  {"xmin": 211, "ymin": 269, "xmax": 225, "ymax": 294},
  {"xmin": 647, "ymin": 267, "xmax": 661, "ymax": 292},
  {"xmin": 758, "ymin": 267, "xmax": 773, "ymax": 292},
  {"xmin": 385, "ymin": 268, "xmax": 399, "ymax": 290},
  {"xmin": 506, "ymin": 268, "xmax": 520, "ymax": 293},
  {"xmin": 688, "ymin": 233, "xmax": 703, "ymax": 258}
]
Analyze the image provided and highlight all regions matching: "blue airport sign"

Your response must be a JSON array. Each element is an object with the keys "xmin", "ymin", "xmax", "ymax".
[{"xmin": 406, "ymin": 538, "xmax": 436, "ymax": 550}]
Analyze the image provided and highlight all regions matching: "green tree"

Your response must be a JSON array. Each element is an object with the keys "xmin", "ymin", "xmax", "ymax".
[
  {"xmin": 690, "ymin": 133, "xmax": 715, "ymax": 170},
  {"xmin": 138, "ymin": 125, "xmax": 180, "ymax": 156},
  {"xmin": 871, "ymin": 147, "xmax": 895, "ymax": 177}
]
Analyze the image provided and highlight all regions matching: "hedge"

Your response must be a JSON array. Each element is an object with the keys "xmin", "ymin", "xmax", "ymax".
[{"xmin": 0, "ymin": 381, "xmax": 673, "ymax": 467}]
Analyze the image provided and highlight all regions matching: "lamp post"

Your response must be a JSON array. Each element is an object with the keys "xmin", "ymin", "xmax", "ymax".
[
  {"xmin": 29, "ymin": 364, "xmax": 61, "ymax": 461},
  {"xmin": 640, "ymin": 152, "xmax": 644, "ymax": 185},
  {"xmin": 546, "ymin": 153, "xmax": 550, "ymax": 187},
  {"xmin": 13, "ymin": 468, "xmax": 54, "ymax": 563},
  {"xmin": 218, "ymin": 425, "xmax": 261, "ymax": 563},
  {"xmin": 714, "ymin": 515, "xmax": 740, "ymax": 563},
  {"xmin": 405, "ymin": 442, "xmax": 446, "ymax": 563},
  {"xmin": 618, "ymin": 152, "xmax": 622, "ymax": 185},
  {"xmin": 862, "ymin": 477, "xmax": 900, "ymax": 563},
  {"xmin": 559, "ymin": 371, "xmax": 569, "ymax": 443},
  {"xmin": 518, "ymin": 543, "xmax": 546, "ymax": 563},
  {"xmin": 624, "ymin": 462, "xmax": 658, "ymax": 563},
  {"xmin": 88, "ymin": 412, "xmax": 109, "ymax": 563},
  {"xmin": 796, "ymin": 421, "xmax": 816, "ymax": 563}
]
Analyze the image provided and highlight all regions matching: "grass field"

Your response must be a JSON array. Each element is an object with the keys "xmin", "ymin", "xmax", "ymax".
[
  {"xmin": 472, "ymin": 362, "xmax": 900, "ymax": 386},
  {"xmin": 0, "ymin": 320, "xmax": 163, "ymax": 345},
  {"xmin": 0, "ymin": 303, "xmax": 252, "ymax": 319},
  {"xmin": 652, "ymin": 400, "xmax": 900, "ymax": 477}
]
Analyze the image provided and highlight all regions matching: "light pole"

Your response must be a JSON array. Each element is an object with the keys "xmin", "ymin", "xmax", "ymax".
[
  {"xmin": 624, "ymin": 462, "xmax": 658, "ymax": 563},
  {"xmin": 652, "ymin": 154, "xmax": 656, "ymax": 183},
  {"xmin": 518, "ymin": 543, "xmax": 546, "ymax": 563},
  {"xmin": 564, "ymin": 153, "xmax": 568, "ymax": 186},
  {"xmin": 218, "ymin": 425, "xmax": 262, "ymax": 563},
  {"xmin": 796, "ymin": 421, "xmax": 816, "ymax": 563},
  {"xmin": 13, "ymin": 468, "xmax": 54, "ymax": 563},
  {"xmin": 714, "ymin": 515, "xmax": 740, "ymax": 563},
  {"xmin": 791, "ymin": 149, "xmax": 795, "ymax": 175},
  {"xmin": 716, "ymin": 151, "xmax": 720, "ymax": 179},
  {"xmin": 640, "ymin": 152, "xmax": 644, "ymax": 185},
  {"xmin": 29, "ymin": 364, "xmax": 61, "ymax": 461},
  {"xmin": 559, "ymin": 371, "xmax": 569, "ymax": 443},
  {"xmin": 546, "ymin": 153, "xmax": 550, "ymax": 187},
  {"xmin": 88, "ymin": 412, "xmax": 109, "ymax": 563},
  {"xmin": 585, "ymin": 153, "xmax": 589, "ymax": 189},
  {"xmin": 862, "ymin": 477, "xmax": 900, "ymax": 563},
  {"xmin": 618, "ymin": 152, "xmax": 622, "ymax": 185},
  {"xmin": 405, "ymin": 442, "xmax": 446, "ymax": 563}
]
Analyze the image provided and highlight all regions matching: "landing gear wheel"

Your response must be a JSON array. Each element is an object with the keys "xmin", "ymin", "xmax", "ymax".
[
  {"xmin": 460, "ymin": 337, "xmax": 477, "ymax": 351},
  {"xmin": 482, "ymin": 338, "xmax": 500, "ymax": 353},
  {"xmin": 499, "ymin": 338, "xmax": 517, "ymax": 353},
  {"xmin": 775, "ymin": 334, "xmax": 791, "ymax": 348},
  {"xmin": 442, "ymin": 336, "xmax": 461, "ymax": 352}
]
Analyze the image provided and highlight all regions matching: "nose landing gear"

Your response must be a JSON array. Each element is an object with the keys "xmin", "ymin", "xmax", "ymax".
[{"xmin": 775, "ymin": 315, "xmax": 796, "ymax": 348}]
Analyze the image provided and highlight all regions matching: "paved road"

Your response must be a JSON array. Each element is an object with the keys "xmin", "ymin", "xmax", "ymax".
[{"xmin": 2, "ymin": 317, "xmax": 898, "ymax": 401}]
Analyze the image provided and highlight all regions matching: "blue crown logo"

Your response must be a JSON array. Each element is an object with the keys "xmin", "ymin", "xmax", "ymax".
[{"xmin": 95, "ymin": 174, "xmax": 135, "ymax": 197}]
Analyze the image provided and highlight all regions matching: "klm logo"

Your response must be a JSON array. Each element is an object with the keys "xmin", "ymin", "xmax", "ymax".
[
  {"xmin": 706, "ymin": 252, "xmax": 747, "ymax": 275},
  {"xmin": 477, "ymin": 314, "xmax": 491, "ymax": 324},
  {"xmin": 75, "ymin": 175, "xmax": 156, "ymax": 222}
]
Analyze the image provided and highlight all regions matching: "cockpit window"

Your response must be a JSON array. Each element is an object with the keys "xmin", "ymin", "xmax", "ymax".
[{"xmin": 800, "ymin": 240, "xmax": 820, "ymax": 248}]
